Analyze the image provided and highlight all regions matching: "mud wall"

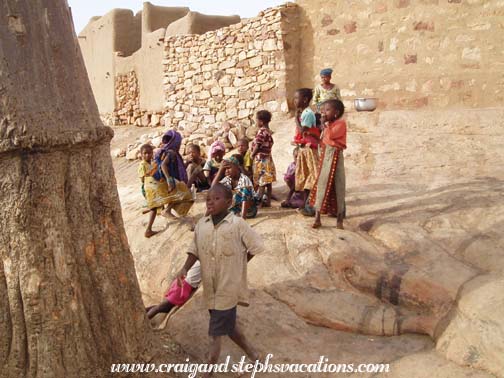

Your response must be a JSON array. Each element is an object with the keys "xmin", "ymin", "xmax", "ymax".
[
  {"xmin": 78, "ymin": 9, "xmax": 141, "ymax": 114},
  {"xmin": 296, "ymin": 0, "xmax": 504, "ymax": 110}
]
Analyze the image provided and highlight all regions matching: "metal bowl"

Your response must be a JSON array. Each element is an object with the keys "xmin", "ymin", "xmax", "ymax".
[{"xmin": 354, "ymin": 98, "xmax": 378, "ymax": 112}]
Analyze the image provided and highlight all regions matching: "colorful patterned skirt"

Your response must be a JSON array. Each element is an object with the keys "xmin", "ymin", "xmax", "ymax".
[
  {"xmin": 309, "ymin": 145, "xmax": 345, "ymax": 217},
  {"xmin": 253, "ymin": 155, "xmax": 276, "ymax": 187},
  {"xmin": 144, "ymin": 177, "xmax": 193, "ymax": 216},
  {"xmin": 294, "ymin": 146, "xmax": 319, "ymax": 191},
  {"xmin": 229, "ymin": 186, "xmax": 258, "ymax": 218}
]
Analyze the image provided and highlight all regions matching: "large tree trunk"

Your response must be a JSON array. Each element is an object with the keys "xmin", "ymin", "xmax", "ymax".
[{"xmin": 0, "ymin": 1, "xmax": 154, "ymax": 377}]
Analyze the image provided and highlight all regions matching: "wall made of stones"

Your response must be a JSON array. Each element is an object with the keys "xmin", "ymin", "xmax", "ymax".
[
  {"xmin": 296, "ymin": 0, "xmax": 504, "ymax": 110},
  {"xmin": 110, "ymin": 71, "xmax": 163, "ymax": 127},
  {"xmin": 162, "ymin": 4, "xmax": 297, "ymax": 151}
]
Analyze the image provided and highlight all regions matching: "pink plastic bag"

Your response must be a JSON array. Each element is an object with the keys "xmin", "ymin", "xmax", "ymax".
[{"xmin": 164, "ymin": 279, "xmax": 193, "ymax": 306}]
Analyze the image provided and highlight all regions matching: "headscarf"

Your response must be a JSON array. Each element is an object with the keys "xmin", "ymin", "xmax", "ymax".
[
  {"xmin": 209, "ymin": 140, "xmax": 226, "ymax": 158},
  {"xmin": 224, "ymin": 156, "xmax": 240, "ymax": 166},
  {"xmin": 320, "ymin": 68, "xmax": 333, "ymax": 76},
  {"xmin": 161, "ymin": 129, "xmax": 182, "ymax": 152},
  {"xmin": 156, "ymin": 129, "xmax": 187, "ymax": 183}
]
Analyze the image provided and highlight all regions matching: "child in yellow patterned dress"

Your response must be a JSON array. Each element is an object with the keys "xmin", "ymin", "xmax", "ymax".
[{"xmin": 138, "ymin": 144, "xmax": 160, "ymax": 238}]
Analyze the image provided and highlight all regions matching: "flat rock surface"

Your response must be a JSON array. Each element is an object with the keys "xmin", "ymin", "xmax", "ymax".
[{"xmin": 113, "ymin": 108, "xmax": 504, "ymax": 377}]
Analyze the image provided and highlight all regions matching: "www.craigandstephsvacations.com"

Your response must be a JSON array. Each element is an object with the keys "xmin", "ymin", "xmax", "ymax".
[{"xmin": 111, "ymin": 354, "xmax": 390, "ymax": 376}]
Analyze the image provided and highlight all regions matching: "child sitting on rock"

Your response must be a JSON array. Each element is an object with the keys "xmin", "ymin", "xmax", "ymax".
[
  {"xmin": 213, "ymin": 154, "xmax": 258, "ymax": 219},
  {"xmin": 146, "ymin": 261, "xmax": 201, "ymax": 319},
  {"xmin": 237, "ymin": 138, "xmax": 253, "ymax": 179},
  {"xmin": 203, "ymin": 140, "xmax": 226, "ymax": 184},
  {"xmin": 186, "ymin": 144, "xmax": 210, "ymax": 192},
  {"xmin": 281, "ymin": 148, "xmax": 305, "ymax": 209},
  {"xmin": 176, "ymin": 183, "xmax": 264, "ymax": 377}
]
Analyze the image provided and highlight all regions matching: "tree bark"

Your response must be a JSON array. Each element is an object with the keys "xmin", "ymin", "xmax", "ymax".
[{"xmin": 0, "ymin": 1, "xmax": 153, "ymax": 377}]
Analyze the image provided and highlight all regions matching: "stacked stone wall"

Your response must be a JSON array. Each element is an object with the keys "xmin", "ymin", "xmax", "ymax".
[
  {"xmin": 110, "ymin": 71, "xmax": 163, "ymax": 127},
  {"xmin": 162, "ymin": 4, "xmax": 297, "ymax": 151},
  {"xmin": 113, "ymin": 71, "xmax": 139, "ymax": 125}
]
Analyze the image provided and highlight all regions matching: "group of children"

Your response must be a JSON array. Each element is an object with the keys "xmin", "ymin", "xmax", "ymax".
[
  {"xmin": 138, "ymin": 110, "xmax": 278, "ymax": 238},
  {"xmin": 288, "ymin": 68, "xmax": 347, "ymax": 229},
  {"xmin": 139, "ymin": 67, "xmax": 346, "ymax": 376}
]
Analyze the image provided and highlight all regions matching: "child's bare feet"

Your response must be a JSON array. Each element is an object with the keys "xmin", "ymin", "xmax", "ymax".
[
  {"xmin": 337, "ymin": 220, "xmax": 344, "ymax": 230},
  {"xmin": 142, "ymin": 208, "xmax": 151, "ymax": 214},
  {"xmin": 313, "ymin": 211, "xmax": 322, "ymax": 229},
  {"xmin": 144, "ymin": 230, "xmax": 159, "ymax": 238}
]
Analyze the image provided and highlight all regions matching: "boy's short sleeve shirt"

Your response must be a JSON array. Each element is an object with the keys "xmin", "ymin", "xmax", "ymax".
[{"xmin": 188, "ymin": 212, "xmax": 264, "ymax": 310}]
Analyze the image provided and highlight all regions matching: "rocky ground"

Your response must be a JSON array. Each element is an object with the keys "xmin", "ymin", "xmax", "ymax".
[{"xmin": 111, "ymin": 107, "xmax": 504, "ymax": 377}]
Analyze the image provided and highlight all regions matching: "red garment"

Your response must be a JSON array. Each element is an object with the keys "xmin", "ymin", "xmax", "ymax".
[
  {"xmin": 293, "ymin": 123, "xmax": 321, "ymax": 148},
  {"xmin": 322, "ymin": 119, "xmax": 347, "ymax": 149},
  {"xmin": 309, "ymin": 144, "xmax": 340, "ymax": 215},
  {"xmin": 165, "ymin": 279, "xmax": 194, "ymax": 306}
]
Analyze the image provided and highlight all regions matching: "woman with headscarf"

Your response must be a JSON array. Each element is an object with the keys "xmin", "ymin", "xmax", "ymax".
[
  {"xmin": 145, "ymin": 130, "xmax": 193, "ymax": 220},
  {"xmin": 313, "ymin": 68, "xmax": 341, "ymax": 112}
]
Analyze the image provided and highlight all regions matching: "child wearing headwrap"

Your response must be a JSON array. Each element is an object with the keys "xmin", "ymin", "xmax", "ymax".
[
  {"xmin": 212, "ymin": 154, "xmax": 258, "ymax": 219},
  {"xmin": 204, "ymin": 140, "xmax": 226, "ymax": 184},
  {"xmin": 157, "ymin": 129, "xmax": 188, "ymax": 184},
  {"xmin": 144, "ymin": 130, "xmax": 193, "ymax": 222},
  {"xmin": 313, "ymin": 68, "xmax": 341, "ymax": 111}
]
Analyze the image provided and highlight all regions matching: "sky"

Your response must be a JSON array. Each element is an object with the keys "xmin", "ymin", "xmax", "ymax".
[{"xmin": 68, "ymin": 0, "xmax": 287, "ymax": 34}]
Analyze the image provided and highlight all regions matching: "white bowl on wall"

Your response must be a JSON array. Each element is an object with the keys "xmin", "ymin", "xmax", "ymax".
[{"xmin": 354, "ymin": 98, "xmax": 378, "ymax": 112}]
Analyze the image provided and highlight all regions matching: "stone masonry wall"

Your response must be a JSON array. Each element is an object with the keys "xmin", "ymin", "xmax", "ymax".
[
  {"xmin": 296, "ymin": 0, "xmax": 504, "ymax": 110},
  {"xmin": 110, "ymin": 71, "xmax": 164, "ymax": 127},
  {"xmin": 162, "ymin": 4, "xmax": 297, "ymax": 151},
  {"xmin": 113, "ymin": 71, "xmax": 139, "ymax": 125}
]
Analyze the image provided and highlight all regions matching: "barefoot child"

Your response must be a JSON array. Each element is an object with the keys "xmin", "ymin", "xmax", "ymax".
[
  {"xmin": 176, "ymin": 184, "xmax": 263, "ymax": 375},
  {"xmin": 138, "ymin": 144, "xmax": 159, "ymax": 237},
  {"xmin": 186, "ymin": 144, "xmax": 210, "ymax": 192},
  {"xmin": 155, "ymin": 130, "xmax": 193, "ymax": 218},
  {"xmin": 293, "ymin": 88, "xmax": 320, "ymax": 216},
  {"xmin": 251, "ymin": 110, "xmax": 276, "ymax": 207},
  {"xmin": 310, "ymin": 99, "xmax": 347, "ymax": 229}
]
